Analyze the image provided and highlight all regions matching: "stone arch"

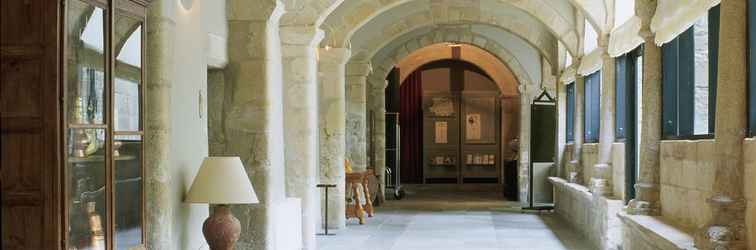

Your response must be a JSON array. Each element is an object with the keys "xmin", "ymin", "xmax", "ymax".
[
  {"xmin": 320, "ymin": 0, "xmax": 581, "ymax": 56},
  {"xmin": 364, "ymin": 24, "xmax": 542, "ymax": 93},
  {"xmin": 346, "ymin": 8, "xmax": 558, "ymax": 69},
  {"xmin": 280, "ymin": 0, "xmax": 346, "ymax": 26}
]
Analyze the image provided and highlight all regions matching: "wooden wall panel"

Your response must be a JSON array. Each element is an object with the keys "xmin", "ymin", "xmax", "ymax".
[{"xmin": 1, "ymin": 0, "xmax": 61, "ymax": 249}]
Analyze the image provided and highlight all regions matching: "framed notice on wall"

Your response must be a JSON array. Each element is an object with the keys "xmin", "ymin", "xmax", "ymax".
[
  {"xmin": 463, "ymin": 95, "xmax": 497, "ymax": 144},
  {"xmin": 465, "ymin": 114, "xmax": 481, "ymax": 140},
  {"xmin": 434, "ymin": 121, "xmax": 448, "ymax": 144}
]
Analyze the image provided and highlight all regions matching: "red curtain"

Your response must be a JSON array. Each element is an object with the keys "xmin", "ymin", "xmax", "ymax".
[{"xmin": 399, "ymin": 71, "xmax": 423, "ymax": 183}]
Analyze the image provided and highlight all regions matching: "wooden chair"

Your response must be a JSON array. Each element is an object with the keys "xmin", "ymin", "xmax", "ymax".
[
  {"xmin": 345, "ymin": 170, "xmax": 375, "ymax": 224},
  {"xmin": 345, "ymin": 173, "xmax": 366, "ymax": 224}
]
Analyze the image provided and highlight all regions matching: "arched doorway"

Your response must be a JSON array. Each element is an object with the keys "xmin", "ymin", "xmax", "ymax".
[{"xmin": 391, "ymin": 57, "xmax": 521, "ymax": 199}]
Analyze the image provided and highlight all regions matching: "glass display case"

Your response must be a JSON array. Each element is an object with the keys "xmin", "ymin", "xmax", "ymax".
[{"xmin": 63, "ymin": 0, "xmax": 146, "ymax": 249}]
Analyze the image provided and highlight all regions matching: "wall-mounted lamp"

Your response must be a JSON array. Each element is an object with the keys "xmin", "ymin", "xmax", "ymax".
[{"xmin": 180, "ymin": 0, "xmax": 194, "ymax": 10}]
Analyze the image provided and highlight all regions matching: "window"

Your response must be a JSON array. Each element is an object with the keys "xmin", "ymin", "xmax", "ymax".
[
  {"xmin": 566, "ymin": 82, "xmax": 575, "ymax": 142},
  {"xmin": 615, "ymin": 47, "xmax": 643, "ymax": 202},
  {"xmin": 616, "ymin": 56, "xmax": 628, "ymax": 140},
  {"xmin": 662, "ymin": 6, "xmax": 719, "ymax": 139},
  {"xmin": 584, "ymin": 71, "xmax": 601, "ymax": 143},
  {"xmin": 616, "ymin": 48, "xmax": 643, "ymax": 140},
  {"xmin": 749, "ymin": 0, "xmax": 756, "ymax": 136}
]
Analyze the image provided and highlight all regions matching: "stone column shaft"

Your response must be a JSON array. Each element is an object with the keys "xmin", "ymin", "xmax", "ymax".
[
  {"xmin": 628, "ymin": 0, "xmax": 661, "ymax": 215},
  {"xmin": 368, "ymin": 78, "xmax": 387, "ymax": 203},
  {"xmin": 318, "ymin": 48, "xmax": 350, "ymax": 229},
  {"xmin": 223, "ymin": 2, "xmax": 287, "ymax": 249},
  {"xmin": 569, "ymin": 67, "xmax": 585, "ymax": 184},
  {"xmin": 592, "ymin": 36, "xmax": 616, "ymax": 197},
  {"xmin": 144, "ymin": 1, "xmax": 175, "ymax": 248},
  {"xmin": 697, "ymin": 0, "xmax": 748, "ymax": 248},
  {"xmin": 346, "ymin": 62, "xmax": 372, "ymax": 171},
  {"xmin": 281, "ymin": 26, "xmax": 323, "ymax": 250}
]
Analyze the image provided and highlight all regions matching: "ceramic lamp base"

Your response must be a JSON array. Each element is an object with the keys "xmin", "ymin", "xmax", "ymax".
[{"xmin": 202, "ymin": 205, "xmax": 241, "ymax": 250}]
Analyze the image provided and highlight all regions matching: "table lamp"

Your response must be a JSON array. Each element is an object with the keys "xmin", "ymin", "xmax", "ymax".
[{"xmin": 186, "ymin": 157, "xmax": 259, "ymax": 250}]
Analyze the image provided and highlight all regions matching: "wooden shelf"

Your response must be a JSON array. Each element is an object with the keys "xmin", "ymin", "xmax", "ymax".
[{"xmin": 68, "ymin": 155, "xmax": 137, "ymax": 163}]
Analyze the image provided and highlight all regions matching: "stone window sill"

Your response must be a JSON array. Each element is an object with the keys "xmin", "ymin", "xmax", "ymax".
[
  {"xmin": 549, "ymin": 177, "xmax": 591, "ymax": 195},
  {"xmin": 617, "ymin": 212, "xmax": 696, "ymax": 250}
]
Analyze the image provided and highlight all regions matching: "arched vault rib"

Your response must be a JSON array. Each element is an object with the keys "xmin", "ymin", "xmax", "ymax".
[
  {"xmin": 280, "ymin": 0, "xmax": 344, "ymax": 27},
  {"xmin": 320, "ymin": 0, "xmax": 580, "ymax": 57},
  {"xmin": 361, "ymin": 24, "xmax": 546, "ymax": 85},
  {"xmin": 346, "ymin": 8, "xmax": 558, "ymax": 70},
  {"xmin": 363, "ymin": 26, "xmax": 544, "ymax": 97}
]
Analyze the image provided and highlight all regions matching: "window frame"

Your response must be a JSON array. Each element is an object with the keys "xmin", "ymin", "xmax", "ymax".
[
  {"xmin": 584, "ymin": 71, "xmax": 601, "ymax": 143},
  {"xmin": 661, "ymin": 6, "xmax": 719, "ymax": 140},
  {"xmin": 615, "ymin": 47, "xmax": 643, "ymax": 142},
  {"xmin": 566, "ymin": 82, "xmax": 575, "ymax": 143},
  {"xmin": 749, "ymin": 0, "xmax": 756, "ymax": 137}
]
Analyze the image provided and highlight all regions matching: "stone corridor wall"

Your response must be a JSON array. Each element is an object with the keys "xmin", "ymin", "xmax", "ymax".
[
  {"xmin": 581, "ymin": 143, "xmax": 599, "ymax": 185},
  {"xmin": 562, "ymin": 144, "xmax": 575, "ymax": 179},
  {"xmin": 611, "ymin": 142, "xmax": 626, "ymax": 201},
  {"xmin": 745, "ymin": 138, "xmax": 756, "ymax": 250},
  {"xmin": 658, "ymin": 140, "xmax": 716, "ymax": 232}
]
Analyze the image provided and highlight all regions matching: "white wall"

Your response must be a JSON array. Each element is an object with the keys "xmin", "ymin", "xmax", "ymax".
[{"xmin": 167, "ymin": 1, "xmax": 212, "ymax": 249}]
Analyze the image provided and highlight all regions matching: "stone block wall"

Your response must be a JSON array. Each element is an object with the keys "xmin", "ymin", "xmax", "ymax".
[
  {"xmin": 659, "ymin": 140, "xmax": 716, "ymax": 232},
  {"xmin": 551, "ymin": 177, "xmax": 624, "ymax": 250},
  {"xmin": 745, "ymin": 138, "xmax": 756, "ymax": 250},
  {"xmin": 562, "ymin": 144, "xmax": 575, "ymax": 179},
  {"xmin": 581, "ymin": 143, "xmax": 599, "ymax": 185},
  {"xmin": 611, "ymin": 142, "xmax": 626, "ymax": 201}
]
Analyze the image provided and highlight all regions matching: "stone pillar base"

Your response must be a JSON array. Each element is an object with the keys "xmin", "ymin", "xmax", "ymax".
[
  {"xmin": 590, "ymin": 178, "xmax": 611, "ymax": 197},
  {"xmin": 695, "ymin": 195, "xmax": 747, "ymax": 249},
  {"xmin": 590, "ymin": 163, "xmax": 612, "ymax": 197},
  {"xmin": 627, "ymin": 182, "xmax": 660, "ymax": 215},
  {"xmin": 567, "ymin": 160, "xmax": 580, "ymax": 183}
]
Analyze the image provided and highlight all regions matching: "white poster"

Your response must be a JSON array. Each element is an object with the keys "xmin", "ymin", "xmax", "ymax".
[
  {"xmin": 466, "ymin": 113, "xmax": 481, "ymax": 140},
  {"xmin": 434, "ymin": 121, "xmax": 448, "ymax": 144}
]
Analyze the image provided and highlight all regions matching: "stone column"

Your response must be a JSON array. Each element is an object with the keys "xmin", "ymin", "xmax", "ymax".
[
  {"xmin": 318, "ymin": 47, "xmax": 350, "ymax": 229},
  {"xmin": 592, "ymin": 36, "xmax": 616, "ymax": 196},
  {"xmin": 697, "ymin": 0, "xmax": 748, "ymax": 248},
  {"xmin": 144, "ymin": 0, "xmax": 174, "ymax": 248},
  {"xmin": 223, "ymin": 1, "xmax": 287, "ymax": 249},
  {"xmin": 556, "ymin": 80, "xmax": 567, "ymax": 179},
  {"xmin": 568, "ymin": 65, "xmax": 585, "ymax": 184},
  {"xmin": 280, "ymin": 26, "xmax": 322, "ymax": 250},
  {"xmin": 518, "ymin": 84, "xmax": 540, "ymax": 205},
  {"xmin": 628, "ymin": 0, "xmax": 661, "ymax": 215},
  {"xmin": 368, "ymin": 76, "xmax": 387, "ymax": 203},
  {"xmin": 346, "ymin": 62, "xmax": 372, "ymax": 171}
]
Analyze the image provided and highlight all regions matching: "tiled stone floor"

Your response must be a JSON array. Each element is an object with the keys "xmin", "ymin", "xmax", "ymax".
[{"xmin": 317, "ymin": 190, "xmax": 594, "ymax": 250}]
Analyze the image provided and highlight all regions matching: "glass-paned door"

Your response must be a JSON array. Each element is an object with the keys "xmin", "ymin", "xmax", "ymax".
[{"xmin": 64, "ymin": 0, "xmax": 146, "ymax": 249}]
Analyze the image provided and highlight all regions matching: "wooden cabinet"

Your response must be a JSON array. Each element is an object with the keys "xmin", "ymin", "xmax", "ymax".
[
  {"xmin": 62, "ymin": 0, "xmax": 146, "ymax": 249},
  {"xmin": 2, "ymin": 1, "xmax": 147, "ymax": 249},
  {"xmin": 1, "ymin": 0, "xmax": 62, "ymax": 249}
]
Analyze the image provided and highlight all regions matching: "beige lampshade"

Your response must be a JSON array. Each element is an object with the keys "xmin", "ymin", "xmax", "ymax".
[{"xmin": 185, "ymin": 157, "xmax": 259, "ymax": 204}]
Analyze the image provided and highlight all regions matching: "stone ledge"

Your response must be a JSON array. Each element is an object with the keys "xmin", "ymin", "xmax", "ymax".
[
  {"xmin": 549, "ymin": 176, "xmax": 591, "ymax": 195},
  {"xmin": 618, "ymin": 212, "xmax": 697, "ymax": 250},
  {"xmin": 550, "ymin": 177, "xmax": 624, "ymax": 250}
]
